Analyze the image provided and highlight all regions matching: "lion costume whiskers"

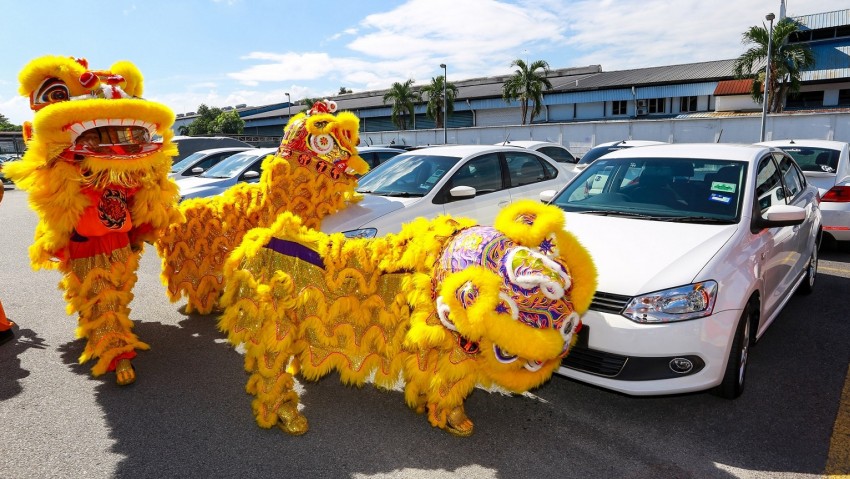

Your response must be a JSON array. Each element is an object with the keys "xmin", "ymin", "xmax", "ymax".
[{"xmin": 4, "ymin": 55, "xmax": 181, "ymax": 385}]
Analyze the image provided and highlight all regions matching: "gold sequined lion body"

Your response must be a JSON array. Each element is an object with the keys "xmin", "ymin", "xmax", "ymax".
[
  {"xmin": 219, "ymin": 200, "xmax": 597, "ymax": 436},
  {"xmin": 156, "ymin": 101, "xmax": 369, "ymax": 314}
]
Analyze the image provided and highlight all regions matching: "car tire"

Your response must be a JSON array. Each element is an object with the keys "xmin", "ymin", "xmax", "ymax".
[
  {"xmin": 713, "ymin": 302, "xmax": 753, "ymax": 399},
  {"xmin": 796, "ymin": 247, "xmax": 817, "ymax": 295}
]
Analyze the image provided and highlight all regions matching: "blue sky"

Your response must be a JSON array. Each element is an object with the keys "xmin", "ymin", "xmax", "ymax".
[{"xmin": 1, "ymin": 0, "xmax": 846, "ymax": 125}]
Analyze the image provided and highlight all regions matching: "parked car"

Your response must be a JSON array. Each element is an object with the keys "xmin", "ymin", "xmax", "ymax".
[
  {"xmin": 169, "ymin": 147, "xmax": 254, "ymax": 180},
  {"xmin": 0, "ymin": 155, "xmax": 22, "ymax": 184},
  {"xmin": 356, "ymin": 146, "xmax": 406, "ymax": 170},
  {"xmin": 757, "ymin": 139, "xmax": 850, "ymax": 247},
  {"xmin": 573, "ymin": 140, "xmax": 666, "ymax": 172},
  {"xmin": 177, "ymin": 148, "xmax": 276, "ymax": 201},
  {"xmin": 171, "ymin": 136, "xmax": 254, "ymax": 164},
  {"xmin": 496, "ymin": 140, "xmax": 578, "ymax": 164},
  {"xmin": 320, "ymin": 145, "xmax": 574, "ymax": 238},
  {"xmin": 543, "ymin": 143, "xmax": 821, "ymax": 399}
]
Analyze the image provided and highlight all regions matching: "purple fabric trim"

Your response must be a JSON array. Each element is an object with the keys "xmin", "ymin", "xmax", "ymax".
[{"xmin": 264, "ymin": 237, "xmax": 325, "ymax": 269}]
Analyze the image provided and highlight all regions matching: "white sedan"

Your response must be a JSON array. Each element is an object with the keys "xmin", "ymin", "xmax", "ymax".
[
  {"xmin": 321, "ymin": 145, "xmax": 574, "ymax": 238},
  {"xmin": 758, "ymin": 139, "xmax": 850, "ymax": 246},
  {"xmin": 545, "ymin": 143, "xmax": 821, "ymax": 398}
]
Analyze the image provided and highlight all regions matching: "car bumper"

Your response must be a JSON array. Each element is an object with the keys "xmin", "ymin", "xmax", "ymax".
[
  {"xmin": 820, "ymin": 205, "xmax": 850, "ymax": 241},
  {"xmin": 556, "ymin": 308, "xmax": 741, "ymax": 396}
]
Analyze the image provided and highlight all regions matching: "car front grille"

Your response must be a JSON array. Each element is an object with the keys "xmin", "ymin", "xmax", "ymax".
[
  {"xmin": 589, "ymin": 291, "xmax": 632, "ymax": 314},
  {"xmin": 562, "ymin": 344, "xmax": 628, "ymax": 377}
]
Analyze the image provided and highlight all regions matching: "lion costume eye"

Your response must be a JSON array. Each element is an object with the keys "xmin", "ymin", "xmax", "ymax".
[{"xmin": 33, "ymin": 78, "xmax": 70, "ymax": 108}]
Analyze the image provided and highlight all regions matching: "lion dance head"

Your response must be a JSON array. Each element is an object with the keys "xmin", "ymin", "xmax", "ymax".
[{"xmin": 11, "ymin": 55, "xmax": 176, "ymax": 188}]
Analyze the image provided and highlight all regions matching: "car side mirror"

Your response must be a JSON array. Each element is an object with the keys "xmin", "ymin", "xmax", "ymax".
[
  {"xmin": 191, "ymin": 167, "xmax": 205, "ymax": 174},
  {"xmin": 540, "ymin": 189, "xmax": 557, "ymax": 203},
  {"xmin": 242, "ymin": 170, "xmax": 260, "ymax": 181},
  {"xmin": 449, "ymin": 185, "xmax": 476, "ymax": 198},
  {"xmin": 751, "ymin": 204, "xmax": 806, "ymax": 232}
]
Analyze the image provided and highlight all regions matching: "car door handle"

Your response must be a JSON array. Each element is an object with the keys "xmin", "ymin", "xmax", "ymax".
[{"xmin": 498, "ymin": 200, "xmax": 510, "ymax": 207}]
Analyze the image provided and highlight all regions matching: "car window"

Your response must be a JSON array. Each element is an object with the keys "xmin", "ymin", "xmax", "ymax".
[
  {"xmin": 755, "ymin": 156, "xmax": 785, "ymax": 214},
  {"xmin": 506, "ymin": 152, "xmax": 547, "ymax": 187},
  {"xmin": 201, "ymin": 151, "xmax": 270, "ymax": 178},
  {"xmin": 357, "ymin": 153, "xmax": 459, "ymax": 197},
  {"xmin": 538, "ymin": 146, "xmax": 576, "ymax": 163},
  {"xmin": 171, "ymin": 151, "xmax": 208, "ymax": 172},
  {"xmin": 376, "ymin": 151, "xmax": 401, "ymax": 162},
  {"xmin": 776, "ymin": 146, "xmax": 839, "ymax": 173},
  {"xmin": 776, "ymin": 153, "xmax": 804, "ymax": 199},
  {"xmin": 361, "ymin": 152, "xmax": 380, "ymax": 169},
  {"xmin": 576, "ymin": 145, "xmax": 629, "ymax": 166},
  {"xmin": 553, "ymin": 157, "xmax": 746, "ymax": 221},
  {"xmin": 450, "ymin": 153, "xmax": 503, "ymax": 194}
]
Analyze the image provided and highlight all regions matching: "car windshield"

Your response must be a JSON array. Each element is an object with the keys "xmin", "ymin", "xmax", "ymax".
[
  {"xmin": 171, "ymin": 151, "xmax": 210, "ymax": 172},
  {"xmin": 774, "ymin": 146, "xmax": 839, "ymax": 173},
  {"xmin": 357, "ymin": 153, "xmax": 460, "ymax": 197},
  {"xmin": 552, "ymin": 157, "xmax": 747, "ymax": 223},
  {"xmin": 576, "ymin": 144, "xmax": 633, "ymax": 166},
  {"xmin": 200, "ymin": 151, "xmax": 268, "ymax": 178}
]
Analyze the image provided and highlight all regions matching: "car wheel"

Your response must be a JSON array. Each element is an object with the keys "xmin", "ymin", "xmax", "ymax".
[
  {"xmin": 797, "ymin": 247, "xmax": 817, "ymax": 295},
  {"xmin": 713, "ymin": 302, "xmax": 753, "ymax": 399}
]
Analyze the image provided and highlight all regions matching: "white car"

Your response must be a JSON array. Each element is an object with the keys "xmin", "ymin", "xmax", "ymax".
[
  {"xmin": 169, "ymin": 146, "xmax": 254, "ymax": 180},
  {"xmin": 573, "ymin": 140, "xmax": 666, "ymax": 172},
  {"xmin": 321, "ymin": 145, "xmax": 573, "ymax": 238},
  {"xmin": 177, "ymin": 148, "xmax": 277, "ymax": 201},
  {"xmin": 545, "ymin": 143, "xmax": 821, "ymax": 399},
  {"xmin": 757, "ymin": 139, "xmax": 850, "ymax": 246},
  {"xmin": 495, "ymin": 140, "xmax": 578, "ymax": 164}
]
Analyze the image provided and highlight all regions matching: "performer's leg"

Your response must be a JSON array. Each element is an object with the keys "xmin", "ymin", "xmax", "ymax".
[
  {"xmin": 63, "ymin": 233, "xmax": 149, "ymax": 384},
  {"xmin": 243, "ymin": 342, "xmax": 307, "ymax": 435}
]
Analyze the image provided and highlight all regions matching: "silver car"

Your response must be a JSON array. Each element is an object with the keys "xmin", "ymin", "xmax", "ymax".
[{"xmin": 177, "ymin": 148, "xmax": 276, "ymax": 201}]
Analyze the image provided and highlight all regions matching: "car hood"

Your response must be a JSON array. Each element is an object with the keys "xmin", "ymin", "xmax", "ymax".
[
  {"xmin": 178, "ymin": 176, "xmax": 233, "ymax": 195},
  {"xmin": 320, "ymin": 193, "xmax": 420, "ymax": 234},
  {"xmin": 564, "ymin": 213, "xmax": 738, "ymax": 296}
]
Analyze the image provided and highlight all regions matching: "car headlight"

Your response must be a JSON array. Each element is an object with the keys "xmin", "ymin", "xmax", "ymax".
[
  {"xmin": 623, "ymin": 281, "xmax": 717, "ymax": 323},
  {"xmin": 342, "ymin": 228, "xmax": 377, "ymax": 239}
]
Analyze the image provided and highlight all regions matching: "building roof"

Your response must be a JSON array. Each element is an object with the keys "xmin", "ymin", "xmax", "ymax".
[{"xmin": 714, "ymin": 79, "xmax": 755, "ymax": 96}]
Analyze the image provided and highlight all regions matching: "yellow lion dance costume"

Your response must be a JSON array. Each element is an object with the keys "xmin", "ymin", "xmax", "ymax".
[
  {"xmin": 156, "ymin": 100, "xmax": 368, "ymax": 315},
  {"xmin": 219, "ymin": 200, "xmax": 596, "ymax": 436},
  {"xmin": 3, "ymin": 55, "xmax": 181, "ymax": 385}
]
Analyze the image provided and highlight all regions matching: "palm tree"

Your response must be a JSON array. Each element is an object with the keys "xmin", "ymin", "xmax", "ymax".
[
  {"xmin": 502, "ymin": 59, "xmax": 553, "ymax": 125},
  {"xmin": 420, "ymin": 75, "xmax": 458, "ymax": 129},
  {"xmin": 733, "ymin": 17, "xmax": 815, "ymax": 113},
  {"xmin": 382, "ymin": 79, "xmax": 418, "ymax": 130}
]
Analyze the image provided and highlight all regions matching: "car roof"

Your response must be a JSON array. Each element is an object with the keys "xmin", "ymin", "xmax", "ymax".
[
  {"xmin": 493, "ymin": 140, "xmax": 562, "ymax": 149},
  {"xmin": 190, "ymin": 146, "xmax": 255, "ymax": 155},
  {"xmin": 357, "ymin": 146, "xmax": 406, "ymax": 153},
  {"xmin": 598, "ymin": 143, "xmax": 774, "ymax": 163},
  {"xmin": 592, "ymin": 140, "xmax": 667, "ymax": 148},
  {"xmin": 399, "ymin": 144, "xmax": 551, "ymax": 158},
  {"xmin": 757, "ymin": 139, "xmax": 849, "ymax": 149}
]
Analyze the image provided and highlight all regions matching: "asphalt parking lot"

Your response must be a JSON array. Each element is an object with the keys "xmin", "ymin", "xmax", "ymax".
[{"xmin": 1, "ymin": 185, "xmax": 849, "ymax": 479}]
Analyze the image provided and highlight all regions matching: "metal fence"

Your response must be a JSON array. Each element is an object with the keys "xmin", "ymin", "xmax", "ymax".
[{"xmin": 358, "ymin": 111, "xmax": 850, "ymax": 156}]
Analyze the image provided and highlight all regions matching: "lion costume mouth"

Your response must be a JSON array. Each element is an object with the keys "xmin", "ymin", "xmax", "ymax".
[{"xmin": 66, "ymin": 122, "xmax": 161, "ymax": 158}]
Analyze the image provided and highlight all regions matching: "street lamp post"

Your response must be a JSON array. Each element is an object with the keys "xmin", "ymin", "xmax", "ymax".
[
  {"xmin": 440, "ymin": 63, "xmax": 447, "ymax": 144},
  {"xmin": 759, "ymin": 12, "xmax": 775, "ymax": 142},
  {"xmin": 285, "ymin": 92, "xmax": 291, "ymax": 121}
]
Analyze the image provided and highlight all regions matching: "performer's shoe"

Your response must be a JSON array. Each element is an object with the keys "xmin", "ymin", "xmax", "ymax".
[
  {"xmin": 446, "ymin": 406, "xmax": 474, "ymax": 437},
  {"xmin": 276, "ymin": 401, "xmax": 309, "ymax": 436},
  {"xmin": 115, "ymin": 359, "xmax": 136, "ymax": 386}
]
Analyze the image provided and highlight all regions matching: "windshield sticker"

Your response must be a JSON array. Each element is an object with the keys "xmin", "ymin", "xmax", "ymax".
[
  {"xmin": 711, "ymin": 182, "xmax": 736, "ymax": 193},
  {"xmin": 427, "ymin": 170, "xmax": 444, "ymax": 183},
  {"xmin": 709, "ymin": 193, "xmax": 732, "ymax": 204}
]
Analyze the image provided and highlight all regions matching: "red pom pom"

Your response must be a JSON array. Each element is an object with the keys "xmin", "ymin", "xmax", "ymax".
[{"xmin": 79, "ymin": 71, "xmax": 98, "ymax": 88}]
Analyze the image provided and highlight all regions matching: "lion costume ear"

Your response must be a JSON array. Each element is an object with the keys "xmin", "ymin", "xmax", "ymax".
[
  {"xmin": 110, "ymin": 60, "xmax": 144, "ymax": 97},
  {"xmin": 436, "ymin": 266, "xmax": 502, "ymax": 341}
]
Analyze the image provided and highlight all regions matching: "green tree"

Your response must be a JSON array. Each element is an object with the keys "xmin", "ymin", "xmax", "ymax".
[
  {"xmin": 502, "ymin": 59, "xmax": 553, "ymax": 125},
  {"xmin": 186, "ymin": 104, "xmax": 223, "ymax": 135},
  {"xmin": 338, "ymin": 87, "xmax": 353, "ymax": 95},
  {"xmin": 210, "ymin": 110, "xmax": 245, "ymax": 134},
  {"xmin": 0, "ymin": 113, "xmax": 22, "ymax": 132},
  {"xmin": 302, "ymin": 98, "xmax": 321, "ymax": 109},
  {"xmin": 420, "ymin": 75, "xmax": 458, "ymax": 129},
  {"xmin": 733, "ymin": 17, "xmax": 815, "ymax": 113},
  {"xmin": 382, "ymin": 79, "xmax": 418, "ymax": 130}
]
